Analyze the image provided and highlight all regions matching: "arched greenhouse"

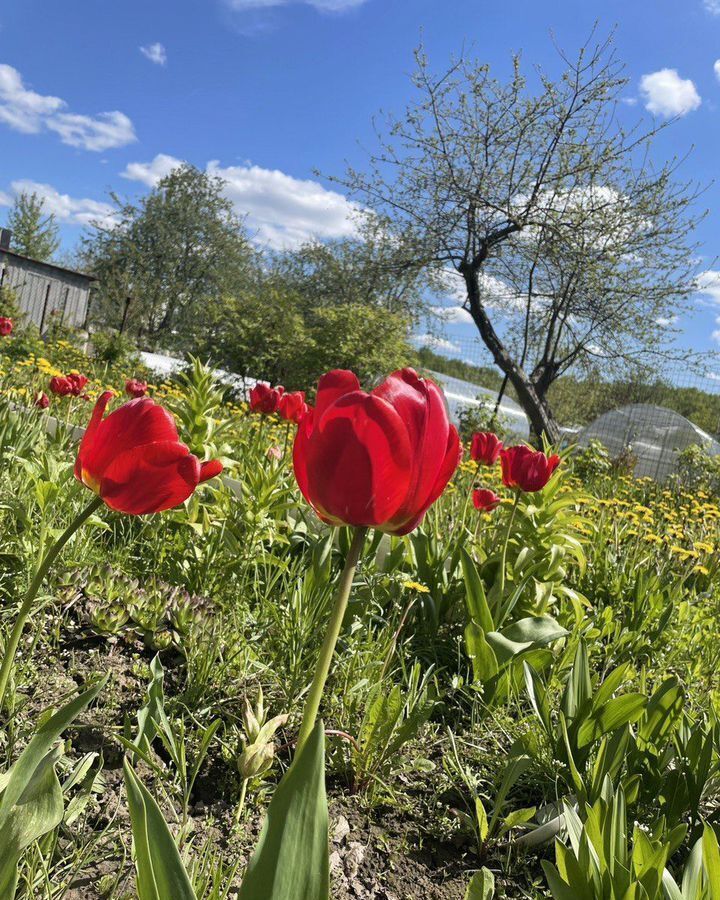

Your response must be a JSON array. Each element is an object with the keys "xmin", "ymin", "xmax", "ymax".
[{"xmin": 576, "ymin": 403, "xmax": 720, "ymax": 480}]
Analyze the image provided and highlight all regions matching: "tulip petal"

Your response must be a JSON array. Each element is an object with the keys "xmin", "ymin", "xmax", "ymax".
[
  {"xmin": 199, "ymin": 459, "xmax": 224, "ymax": 483},
  {"xmin": 389, "ymin": 424, "xmax": 462, "ymax": 535},
  {"xmin": 99, "ymin": 441, "xmax": 201, "ymax": 515},
  {"xmin": 314, "ymin": 370, "xmax": 361, "ymax": 422},
  {"xmin": 374, "ymin": 369, "xmax": 454, "ymax": 531},
  {"xmin": 305, "ymin": 392, "xmax": 412, "ymax": 527},
  {"xmin": 74, "ymin": 391, "xmax": 115, "ymax": 482},
  {"xmin": 80, "ymin": 398, "xmax": 180, "ymax": 483}
]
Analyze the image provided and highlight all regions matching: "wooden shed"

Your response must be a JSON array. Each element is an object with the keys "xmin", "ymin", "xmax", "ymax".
[{"xmin": 0, "ymin": 229, "xmax": 95, "ymax": 332}]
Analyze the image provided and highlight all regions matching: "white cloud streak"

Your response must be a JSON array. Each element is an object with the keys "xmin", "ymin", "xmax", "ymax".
[
  {"xmin": 140, "ymin": 43, "xmax": 167, "ymax": 65},
  {"xmin": 3, "ymin": 179, "xmax": 116, "ymax": 227},
  {"xmin": 0, "ymin": 63, "xmax": 136, "ymax": 151},
  {"xmin": 639, "ymin": 69, "xmax": 701, "ymax": 118},
  {"xmin": 121, "ymin": 153, "xmax": 361, "ymax": 249}
]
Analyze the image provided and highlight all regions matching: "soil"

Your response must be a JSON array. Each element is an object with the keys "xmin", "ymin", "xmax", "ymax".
[{"xmin": 8, "ymin": 621, "xmax": 477, "ymax": 899}]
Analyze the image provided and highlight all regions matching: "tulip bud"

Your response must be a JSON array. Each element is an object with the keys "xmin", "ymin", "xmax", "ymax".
[{"xmin": 238, "ymin": 741, "xmax": 276, "ymax": 779}]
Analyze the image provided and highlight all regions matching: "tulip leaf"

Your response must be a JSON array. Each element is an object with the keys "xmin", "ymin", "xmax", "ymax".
[
  {"xmin": 464, "ymin": 622, "xmax": 499, "ymax": 683},
  {"xmin": 238, "ymin": 721, "xmax": 329, "ymax": 900},
  {"xmin": 465, "ymin": 867, "xmax": 495, "ymax": 899},
  {"xmin": 0, "ymin": 677, "xmax": 107, "ymax": 898},
  {"xmin": 123, "ymin": 759, "xmax": 197, "ymax": 900},
  {"xmin": 0, "ymin": 747, "xmax": 64, "ymax": 898},
  {"xmin": 486, "ymin": 616, "xmax": 568, "ymax": 666},
  {"xmin": 461, "ymin": 549, "xmax": 494, "ymax": 632}
]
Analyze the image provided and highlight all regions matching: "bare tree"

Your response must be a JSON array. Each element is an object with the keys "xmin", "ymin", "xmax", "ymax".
[{"xmin": 336, "ymin": 32, "xmax": 704, "ymax": 441}]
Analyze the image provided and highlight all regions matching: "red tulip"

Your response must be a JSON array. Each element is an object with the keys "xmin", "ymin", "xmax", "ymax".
[
  {"xmin": 472, "ymin": 488, "xmax": 501, "ymax": 512},
  {"xmin": 278, "ymin": 390, "xmax": 309, "ymax": 424},
  {"xmin": 249, "ymin": 382, "xmax": 285, "ymax": 414},
  {"xmin": 500, "ymin": 445, "xmax": 560, "ymax": 492},
  {"xmin": 0, "ymin": 317, "xmax": 12, "ymax": 337},
  {"xmin": 49, "ymin": 375, "xmax": 73, "ymax": 396},
  {"xmin": 34, "ymin": 391, "xmax": 50, "ymax": 410},
  {"xmin": 471, "ymin": 431, "xmax": 503, "ymax": 466},
  {"xmin": 294, "ymin": 368, "xmax": 461, "ymax": 535},
  {"xmin": 125, "ymin": 378, "xmax": 148, "ymax": 398},
  {"xmin": 75, "ymin": 392, "xmax": 223, "ymax": 515},
  {"xmin": 67, "ymin": 373, "xmax": 89, "ymax": 396}
]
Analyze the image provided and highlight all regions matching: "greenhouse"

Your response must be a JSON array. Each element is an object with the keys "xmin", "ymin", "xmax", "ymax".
[{"xmin": 576, "ymin": 403, "xmax": 720, "ymax": 480}]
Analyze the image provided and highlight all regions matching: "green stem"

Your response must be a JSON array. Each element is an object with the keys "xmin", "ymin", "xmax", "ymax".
[
  {"xmin": 295, "ymin": 526, "xmax": 367, "ymax": 755},
  {"xmin": 498, "ymin": 492, "xmax": 521, "ymax": 597},
  {"xmin": 234, "ymin": 778, "xmax": 249, "ymax": 825},
  {"xmin": 0, "ymin": 494, "xmax": 103, "ymax": 713}
]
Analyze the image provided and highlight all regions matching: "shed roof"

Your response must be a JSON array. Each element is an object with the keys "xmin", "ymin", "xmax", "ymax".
[{"xmin": 0, "ymin": 249, "xmax": 96, "ymax": 283}]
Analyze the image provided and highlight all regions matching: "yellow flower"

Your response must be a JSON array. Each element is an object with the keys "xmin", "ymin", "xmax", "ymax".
[{"xmin": 402, "ymin": 580, "xmax": 430, "ymax": 593}]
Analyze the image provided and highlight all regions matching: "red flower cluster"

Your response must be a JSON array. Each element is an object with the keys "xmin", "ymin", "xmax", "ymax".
[
  {"xmin": 294, "ymin": 368, "xmax": 461, "ymax": 535},
  {"xmin": 0, "ymin": 317, "xmax": 12, "ymax": 337},
  {"xmin": 468, "ymin": 430, "xmax": 560, "ymax": 515},
  {"xmin": 249, "ymin": 382, "xmax": 285, "ymax": 414},
  {"xmin": 49, "ymin": 373, "xmax": 89, "ymax": 397},
  {"xmin": 76, "ymin": 392, "xmax": 223, "ymax": 515},
  {"xmin": 278, "ymin": 390, "xmax": 309, "ymax": 424},
  {"xmin": 500, "ymin": 445, "xmax": 560, "ymax": 493},
  {"xmin": 125, "ymin": 378, "xmax": 148, "ymax": 398},
  {"xmin": 34, "ymin": 391, "xmax": 50, "ymax": 410}
]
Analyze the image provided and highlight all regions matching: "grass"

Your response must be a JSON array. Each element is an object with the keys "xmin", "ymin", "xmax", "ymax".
[{"xmin": 0, "ymin": 331, "xmax": 719, "ymax": 898}]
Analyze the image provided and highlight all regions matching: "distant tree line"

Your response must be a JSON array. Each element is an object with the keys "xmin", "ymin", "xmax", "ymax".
[{"xmin": 80, "ymin": 164, "xmax": 424, "ymax": 391}]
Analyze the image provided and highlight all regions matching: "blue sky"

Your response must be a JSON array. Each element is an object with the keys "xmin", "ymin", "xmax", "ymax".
[{"xmin": 2, "ymin": 0, "xmax": 720, "ymax": 370}]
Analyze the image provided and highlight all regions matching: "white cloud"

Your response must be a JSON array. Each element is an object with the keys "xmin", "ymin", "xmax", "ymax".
[
  {"xmin": 695, "ymin": 270, "xmax": 720, "ymax": 304},
  {"xmin": 121, "ymin": 153, "xmax": 183, "ymax": 186},
  {"xmin": 704, "ymin": 0, "xmax": 720, "ymax": 13},
  {"xmin": 707, "ymin": 371, "xmax": 720, "ymax": 381},
  {"xmin": 714, "ymin": 60, "xmax": 720, "ymax": 82},
  {"xmin": 0, "ymin": 63, "xmax": 136, "ymax": 151},
  {"xmin": 0, "ymin": 190, "xmax": 12, "ymax": 207},
  {"xmin": 5, "ymin": 179, "xmax": 116, "ymax": 227},
  {"xmin": 431, "ymin": 305, "xmax": 473, "ymax": 325},
  {"xmin": 639, "ymin": 69, "xmax": 701, "ymax": 118},
  {"xmin": 140, "ymin": 43, "xmax": 167, "ymax": 65},
  {"xmin": 226, "ymin": 0, "xmax": 367, "ymax": 11},
  {"xmin": 46, "ymin": 111, "xmax": 136, "ymax": 152},
  {"xmin": 412, "ymin": 333, "xmax": 461, "ymax": 354},
  {"xmin": 713, "ymin": 330, "xmax": 720, "ymax": 344},
  {"xmin": 121, "ymin": 153, "xmax": 361, "ymax": 249},
  {"xmin": 655, "ymin": 315, "xmax": 679, "ymax": 327}
]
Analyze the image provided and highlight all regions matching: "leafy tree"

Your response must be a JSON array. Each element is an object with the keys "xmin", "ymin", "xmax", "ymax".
[
  {"xmin": 337, "ymin": 34, "xmax": 703, "ymax": 441},
  {"xmin": 82, "ymin": 164, "xmax": 256, "ymax": 349},
  {"xmin": 6, "ymin": 192, "xmax": 60, "ymax": 261}
]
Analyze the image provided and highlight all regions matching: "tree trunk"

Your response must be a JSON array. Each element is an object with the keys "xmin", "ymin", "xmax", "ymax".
[{"xmin": 461, "ymin": 265, "xmax": 561, "ymax": 446}]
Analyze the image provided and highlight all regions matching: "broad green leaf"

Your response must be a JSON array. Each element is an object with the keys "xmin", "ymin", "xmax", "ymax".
[
  {"xmin": 465, "ymin": 867, "xmax": 495, "ymax": 899},
  {"xmin": 0, "ymin": 747, "xmax": 63, "ymax": 898},
  {"xmin": 703, "ymin": 824, "xmax": 720, "ymax": 900},
  {"xmin": 0, "ymin": 677, "xmax": 107, "ymax": 833},
  {"xmin": 475, "ymin": 797, "xmax": 489, "ymax": 842},
  {"xmin": 486, "ymin": 616, "xmax": 567, "ymax": 666},
  {"xmin": 465, "ymin": 623, "xmax": 499, "ymax": 683},
  {"xmin": 0, "ymin": 678, "xmax": 106, "ymax": 898},
  {"xmin": 577, "ymin": 694, "xmax": 647, "ymax": 748},
  {"xmin": 461, "ymin": 549, "xmax": 494, "ymax": 632},
  {"xmin": 123, "ymin": 760, "xmax": 197, "ymax": 900},
  {"xmin": 638, "ymin": 678, "xmax": 684, "ymax": 747},
  {"xmin": 238, "ymin": 721, "xmax": 329, "ymax": 900}
]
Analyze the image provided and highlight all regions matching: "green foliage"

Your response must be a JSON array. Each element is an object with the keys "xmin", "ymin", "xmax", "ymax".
[
  {"xmin": 0, "ymin": 678, "xmax": 106, "ymax": 897},
  {"xmin": 543, "ymin": 780, "xmax": 678, "ymax": 900},
  {"xmin": 123, "ymin": 760, "xmax": 197, "ymax": 900},
  {"xmin": 238, "ymin": 722, "xmax": 329, "ymax": 900},
  {"xmin": 677, "ymin": 444, "xmax": 720, "ymax": 496},
  {"xmin": 5, "ymin": 192, "xmax": 60, "ymax": 262}
]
